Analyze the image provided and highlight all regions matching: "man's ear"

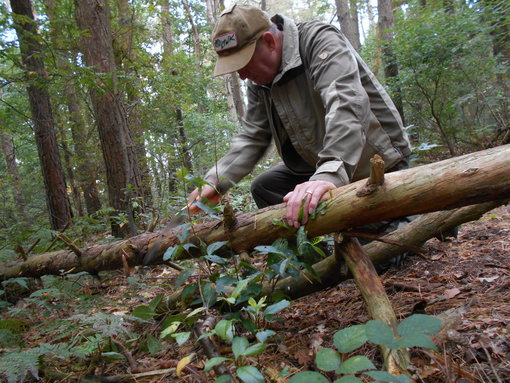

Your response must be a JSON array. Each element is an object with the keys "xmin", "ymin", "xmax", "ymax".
[{"xmin": 261, "ymin": 31, "xmax": 277, "ymax": 51}]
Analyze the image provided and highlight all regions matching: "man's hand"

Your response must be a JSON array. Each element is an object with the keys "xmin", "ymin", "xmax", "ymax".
[
  {"xmin": 187, "ymin": 179, "xmax": 220, "ymax": 215},
  {"xmin": 283, "ymin": 180, "xmax": 336, "ymax": 228}
]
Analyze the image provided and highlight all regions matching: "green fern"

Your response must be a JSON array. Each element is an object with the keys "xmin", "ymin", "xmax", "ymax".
[
  {"xmin": 0, "ymin": 349, "xmax": 39, "ymax": 383},
  {"xmin": 70, "ymin": 312, "xmax": 145, "ymax": 338}
]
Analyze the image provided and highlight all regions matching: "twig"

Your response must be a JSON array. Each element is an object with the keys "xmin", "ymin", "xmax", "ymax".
[
  {"xmin": 43, "ymin": 222, "xmax": 71, "ymax": 253},
  {"xmin": 369, "ymin": 154, "xmax": 385, "ymax": 186},
  {"xmin": 25, "ymin": 238, "xmax": 41, "ymax": 256},
  {"xmin": 56, "ymin": 233, "xmax": 82, "ymax": 257},
  {"xmin": 192, "ymin": 318, "xmax": 233, "ymax": 378},
  {"xmin": 111, "ymin": 338, "xmax": 138, "ymax": 373},
  {"xmin": 478, "ymin": 339, "xmax": 504, "ymax": 383},
  {"xmin": 356, "ymin": 155, "xmax": 385, "ymax": 197}
]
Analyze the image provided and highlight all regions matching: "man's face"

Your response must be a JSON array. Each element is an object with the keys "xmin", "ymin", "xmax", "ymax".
[{"xmin": 237, "ymin": 34, "xmax": 281, "ymax": 85}]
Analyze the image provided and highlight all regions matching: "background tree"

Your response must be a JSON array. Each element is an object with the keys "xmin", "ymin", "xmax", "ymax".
[
  {"xmin": 9, "ymin": 0, "xmax": 73, "ymax": 230},
  {"xmin": 74, "ymin": 0, "xmax": 142, "ymax": 237}
]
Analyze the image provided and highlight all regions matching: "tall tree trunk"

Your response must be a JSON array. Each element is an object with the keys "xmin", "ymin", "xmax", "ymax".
[
  {"xmin": 74, "ymin": 0, "xmax": 140, "ymax": 237},
  {"xmin": 9, "ymin": 0, "xmax": 73, "ymax": 230},
  {"xmin": 176, "ymin": 108, "xmax": 193, "ymax": 171},
  {"xmin": 335, "ymin": 0, "xmax": 361, "ymax": 51},
  {"xmin": 486, "ymin": 0, "xmax": 510, "ymax": 62},
  {"xmin": 378, "ymin": 0, "xmax": 405, "ymax": 125},
  {"xmin": 44, "ymin": 0, "xmax": 103, "ymax": 216},
  {"xmin": 181, "ymin": 0, "xmax": 201, "ymax": 70},
  {"xmin": 57, "ymin": 122, "xmax": 83, "ymax": 217},
  {"xmin": 1, "ymin": 132, "xmax": 28, "ymax": 223},
  {"xmin": 161, "ymin": 0, "xmax": 174, "ymax": 58},
  {"xmin": 225, "ymin": 74, "xmax": 245, "ymax": 123},
  {"xmin": 114, "ymin": 0, "xmax": 153, "ymax": 210}
]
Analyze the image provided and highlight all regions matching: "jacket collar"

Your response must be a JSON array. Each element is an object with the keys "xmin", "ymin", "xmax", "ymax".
[{"xmin": 272, "ymin": 14, "xmax": 302, "ymax": 84}]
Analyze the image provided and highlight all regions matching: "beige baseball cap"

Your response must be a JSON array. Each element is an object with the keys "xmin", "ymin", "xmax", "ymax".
[{"xmin": 212, "ymin": 4, "xmax": 271, "ymax": 76}]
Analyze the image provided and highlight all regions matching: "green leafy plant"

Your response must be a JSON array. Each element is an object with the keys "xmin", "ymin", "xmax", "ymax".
[{"xmin": 288, "ymin": 314, "xmax": 442, "ymax": 382}]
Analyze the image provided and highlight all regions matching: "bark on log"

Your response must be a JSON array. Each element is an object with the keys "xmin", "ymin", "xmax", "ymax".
[{"xmin": 1, "ymin": 145, "xmax": 509, "ymax": 280}]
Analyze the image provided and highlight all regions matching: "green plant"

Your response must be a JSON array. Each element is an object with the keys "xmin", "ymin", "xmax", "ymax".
[{"xmin": 288, "ymin": 314, "xmax": 442, "ymax": 382}]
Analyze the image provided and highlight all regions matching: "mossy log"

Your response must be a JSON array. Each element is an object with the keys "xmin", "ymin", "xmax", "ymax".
[{"xmin": 0, "ymin": 144, "xmax": 509, "ymax": 280}]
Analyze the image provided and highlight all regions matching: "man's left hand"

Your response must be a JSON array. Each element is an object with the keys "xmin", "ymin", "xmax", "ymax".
[{"xmin": 283, "ymin": 180, "xmax": 336, "ymax": 228}]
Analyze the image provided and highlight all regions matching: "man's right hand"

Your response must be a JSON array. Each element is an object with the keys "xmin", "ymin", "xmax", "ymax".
[{"xmin": 187, "ymin": 180, "xmax": 220, "ymax": 215}]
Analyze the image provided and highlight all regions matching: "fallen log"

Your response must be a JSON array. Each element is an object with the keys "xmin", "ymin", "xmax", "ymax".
[
  {"xmin": 1, "ymin": 145, "xmax": 509, "ymax": 280},
  {"xmin": 160, "ymin": 200, "xmax": 506, "ymax": 310}
]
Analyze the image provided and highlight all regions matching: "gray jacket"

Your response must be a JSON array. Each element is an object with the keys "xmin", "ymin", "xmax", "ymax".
[{"xmin": 206, "ymin": 15, "xmax": 411, "ymax": 190}]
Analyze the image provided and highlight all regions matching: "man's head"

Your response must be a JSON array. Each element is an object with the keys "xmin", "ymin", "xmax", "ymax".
[{"xmin": 212, "ymin": 4, "xmax": 282, "ymax": 85}]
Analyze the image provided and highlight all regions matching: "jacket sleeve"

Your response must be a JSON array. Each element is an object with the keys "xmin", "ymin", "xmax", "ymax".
[
  {"xmin": 205, "ymin": 84, "xmax": 273, "ymax": 192},
  {"xmin": 299, "ymin": 22, "xmax": 372, "ymax": 186}
]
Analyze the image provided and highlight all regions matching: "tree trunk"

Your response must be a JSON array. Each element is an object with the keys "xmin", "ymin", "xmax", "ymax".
[
  {"xmin": 74, "ymin": 0, "xmax": 141, "ymax": 237},
  {"xmin": 181, "ymin": 0, "xmax": 201, "ymax": 70},
  {"xmin": 378, "ymin": 0, "xmax": 405, "ymax": 125},
  {"xmin": 1, "ymin": 145, "xmax": 509, "ymax": 280},
  {"xmin": 1, "ymin": 132, "xmax": 28, "ymax": 223},
  {"xmin": 44, "ymin": 0, "xmax": 102, "ymax": 216},
  {"xmin": 161, "ymin": 0, "xmax": 174, "ymax": 56},
  {"xmin": 9, "ymin": 0, "xmax": 73, "ymax": 230},
  {"xmin": 113, "ymin": 0, "xmax": 153, "ymax": 210},
  {"xmin": 335, "ymin": 0, "xmax": 361, "ymax": 51},
  {"xmin": 57, "ymin": 122, "xmax": 83, "ymax": 217}
]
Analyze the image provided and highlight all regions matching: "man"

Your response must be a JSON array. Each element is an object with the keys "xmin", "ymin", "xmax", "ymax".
[{"xmin": 189, "ymin": 4, "xmax": 411, "ymax": 230}]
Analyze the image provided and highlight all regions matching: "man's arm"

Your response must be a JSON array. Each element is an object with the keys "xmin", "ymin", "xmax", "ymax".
[{"xmin": 189, "ymin": 84, "xmax": 272, "ymax": 211}]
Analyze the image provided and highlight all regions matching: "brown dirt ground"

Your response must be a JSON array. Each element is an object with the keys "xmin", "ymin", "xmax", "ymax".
[
  {"xmin": 88, "ymin": 204, "xmax": 509, "ymax": 383},
  {"xmin": 16, "ymin": 205, "xmax": 508, "ymax": 382}
]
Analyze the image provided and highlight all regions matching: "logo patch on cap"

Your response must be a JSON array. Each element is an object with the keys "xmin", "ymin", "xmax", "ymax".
[{"xmin": 214, "ymin": 32, "xmax": 238, "ymax": 53}]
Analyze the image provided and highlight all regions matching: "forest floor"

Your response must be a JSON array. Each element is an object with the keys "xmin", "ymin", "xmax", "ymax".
[{"xmin": 3, "ymin": 205, "xmax": 509, "ymax": 382}]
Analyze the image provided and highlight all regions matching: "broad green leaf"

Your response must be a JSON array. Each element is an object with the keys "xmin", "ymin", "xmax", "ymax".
[
  {"xmin": 215, "ymin": 319, "xmax": 235, "ymax": 342},
  {"xmin": 242, "ymin": 343, "xmax": 266, "ymax": 357},
  {"xmin": 193, "ymin": 201, "xmax": 220, "ymax": 218},
  {"xmin": 202, "ymin": 282, "xmax": 217, "ymax": 308},
  {"xmin": 148, "ymin": 295, "xmax": 164, "ymax": 312},
  {"xmin": 101, "ymin": 352, "xmax": 126, "ymax": 361},
  {"xmin": 365, "ymin": 320, "xmax": 396, "ymax": 348},
  {"xmin": 132, "ymin": 305, "xmax": 156, "ymax": 320},
  {"xmin": 397, "ymin": 314, "xmax": 442, "ymax": 337},
  {"xmin": 263, "ymin": 299, "xmax": 290, "ymax": 316},
  {"xmin": 364, "ymin": 370, "xmax": 409, "ymax": 383},
  {"xmin": 207, "ymin": 241, "xmax": 228, "ymax": 255},
  {"xmin": 315, "ymin": 347, "xmax": 341, "ymax": 371},
  {"xmin": 254, "ymin": 245, "xmax": 286, "ymax": 256},
  {"xmin": 172, "ymin": 331, "xmax": 191, "ymax": 345},
  {"xmin": 215, "ymin": 375, "xmax": 234, "ymax": 383},
  {"xmin": 336, "ymin": 355, "xmax": 376, "ymax": 374},
  {"xmin": 232, "ymin": 337, "xmax": 249, "ymax": 360},
  {"xmin": 160, "ymin": 322, "xmax": 180, "ymax": 338},
  {"xmin": 163, "ymin": 245, "xmax": 183, "ymax": 261},
  {"xmin": 175, "ymin": 268, "xmax": 195, "ymax": 288},
  {"xmin": 236, "ymin": 366, "xmax": 265, "ymax": 383},
  {"xmin": 333, "ymin": 377, "xmax": 363, "ymax": 383},
  {"xmin": 146, "ymin": 334, "xmax": 163, "ymax": 355},
  {"xmin": 186, "ymin": 307, "xmax": 206, "ymax": 319},
  {"xmin": 333, "ymin": 324, "xmax": 368, "ymax": 353},
  {"xmin": 204, "ymin": 357, "xmax": 231, "ymax": 372},
  {"xmin": 231, "ymin": 279, "xmax": 249, "ymax": 299},
  {"xmin": 204, "ymin": 255, "xmax": 226, "ymax": 264},
  {"xmin": 288, "ymin": 371, "xmax": 329, "ymax": 383},
  {"xmin": 397, "ymin": 333, "xmax": 438, "ymax": 351},
  {"xmin": 256, "ymin": 330, "xmax": 276, "ymax": 343}
]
